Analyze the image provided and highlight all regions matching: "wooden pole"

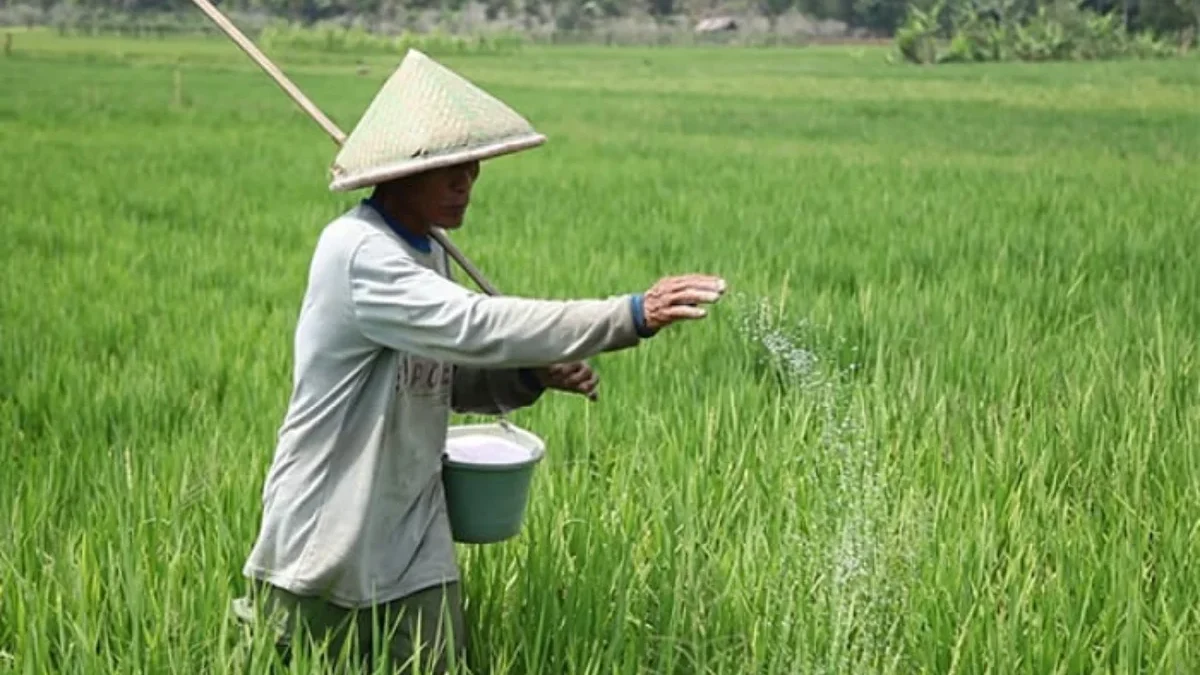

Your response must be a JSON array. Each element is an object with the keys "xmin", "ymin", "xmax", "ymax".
[{"xmin": 187, "ymin": 0, "xmax": 500, "ymax": 296}]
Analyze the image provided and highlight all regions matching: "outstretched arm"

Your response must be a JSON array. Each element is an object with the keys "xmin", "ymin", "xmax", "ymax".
[{"xmin": 348, "ymin": 231, "xmax": 649, "ymax": 368}]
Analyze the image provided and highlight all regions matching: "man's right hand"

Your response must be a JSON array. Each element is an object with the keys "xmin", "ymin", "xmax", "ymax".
[{"xmin": 640, "ymin": 274, "xmax": 727, "ymax": 332}]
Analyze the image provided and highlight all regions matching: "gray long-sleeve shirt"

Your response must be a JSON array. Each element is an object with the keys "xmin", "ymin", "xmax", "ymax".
[{"xmin": 242, "ymin": 201, "xmax": 647, "ymax": 608}]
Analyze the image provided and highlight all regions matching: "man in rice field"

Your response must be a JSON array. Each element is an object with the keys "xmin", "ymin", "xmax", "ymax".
[{"xmin": 232, "ymin": 50, "xmax": 726, "ymax": 673}]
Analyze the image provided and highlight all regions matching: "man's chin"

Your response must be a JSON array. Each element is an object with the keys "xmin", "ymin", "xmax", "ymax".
[{"xmin": 435, "ymin": 214, "xmax": 467, "ymax": 230}]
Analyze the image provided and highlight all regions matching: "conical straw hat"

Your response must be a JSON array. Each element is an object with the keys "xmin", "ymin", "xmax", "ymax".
[{"xmin": 329, "ymin": 49, "xmax": 546, "ymax": 192}]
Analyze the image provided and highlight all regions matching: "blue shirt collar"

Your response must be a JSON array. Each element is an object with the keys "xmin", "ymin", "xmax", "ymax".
[{"xmin": 361, "ymin": 197, "xmax": 432, "ymax": 254}]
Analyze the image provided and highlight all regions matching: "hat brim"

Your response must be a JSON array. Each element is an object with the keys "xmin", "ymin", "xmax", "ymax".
[{"xmin": 329, "ymin": 132, "xmax": 547, "ymax": 192}]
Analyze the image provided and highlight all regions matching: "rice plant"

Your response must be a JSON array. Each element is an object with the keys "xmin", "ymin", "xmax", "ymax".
[{"xmin": 2, "ymin": 33, "xmax": 1199, "ymax": 674}]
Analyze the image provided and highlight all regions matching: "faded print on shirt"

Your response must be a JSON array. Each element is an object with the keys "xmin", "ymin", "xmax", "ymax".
[
  {"xmin": 395, "ymin": 353, "xmax": 453, "ymax": 405},
  {"xmin": 393, "ymin": 249, "xmax": 455, "ymax": 406}
]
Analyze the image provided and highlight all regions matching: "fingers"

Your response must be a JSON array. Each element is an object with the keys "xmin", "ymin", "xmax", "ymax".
[
  {"xmin": 662, "ymin": 305, "xmax": 708, "ymax": 321},
  {"xmin": 666, "ymin": 287, "xmax": 723, "ymax": 306},
  {"xmin": 549, "ymin": 362, "xmax": 586, "ymax": 381},
  {"xmin": 579, "ymin": 371, "xmax": 599, "ymax": 400},
  {"xmin": 545, "ymin": 362, "xmax": 598, "ymax": 400},
  {"xmin": 651, "ymin": 278, "xmax": 727, "ymax": 307},
  {"xmin": 657, "ymin": 274, "xmax": 727, "ymax": 295},
  {"xmin": 648, "ymin": 277, "xmax": 726, "ymax": 304},
  {"xmin": 562, "ymin": 365, "xmax": 593, "ymax": 389}
]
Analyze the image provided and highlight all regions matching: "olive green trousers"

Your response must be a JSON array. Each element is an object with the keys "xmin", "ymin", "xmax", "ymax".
[{"xmin": 237, "ymin": 581, "xmax": 467, "ymax": 674}]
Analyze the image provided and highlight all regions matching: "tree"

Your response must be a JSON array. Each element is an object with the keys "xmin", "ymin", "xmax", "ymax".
[
  {"xmin": 760, "ymin": 0, "xmax": 794, "ymax": 31},
  {"xmin": 646, "ymin": 0, "xmax": 675, "ymax": 23}
]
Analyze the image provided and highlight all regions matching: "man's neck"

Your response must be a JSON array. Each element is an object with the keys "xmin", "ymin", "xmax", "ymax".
[
  {"xmin": 371, "ymin": 190, "xmax": 431, "ymax": 239},
  {"xmin": 366, "ymin": 190, "xmax": 433, "ymax": 255}
]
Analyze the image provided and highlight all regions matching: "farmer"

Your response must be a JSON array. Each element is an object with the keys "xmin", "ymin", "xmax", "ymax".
[{"xmin": 233, "ymin": 50, "xmax": 726, "ymax": 673}]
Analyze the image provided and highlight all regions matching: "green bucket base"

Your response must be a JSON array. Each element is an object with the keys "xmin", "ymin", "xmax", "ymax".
[{"xmin": 441, "ymin": 422, "xmax": 545, "ymax": 544}]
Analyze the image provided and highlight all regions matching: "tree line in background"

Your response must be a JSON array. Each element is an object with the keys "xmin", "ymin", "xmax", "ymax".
[
  {"xmin": 0, "ymin": 0, "xmax": 1194, "ymax": 59},
  {"xmin": 894, "ymin": 0, "xmax": 1195, "ymax": 61}
]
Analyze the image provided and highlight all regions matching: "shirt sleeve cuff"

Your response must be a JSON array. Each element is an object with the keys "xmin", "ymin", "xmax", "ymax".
[{"xmin": 630, "ymin": 294, "xmax": 657, "ymax": 338}]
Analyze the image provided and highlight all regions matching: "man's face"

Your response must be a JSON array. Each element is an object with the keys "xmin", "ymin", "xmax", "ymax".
[{"xmin": 406, "ymin": 160, "xmax": 481, "ymax": 229}]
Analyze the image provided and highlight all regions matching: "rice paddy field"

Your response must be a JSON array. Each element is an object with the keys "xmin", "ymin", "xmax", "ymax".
[{"xmin": 3, "ymin": 28, "xmax": 1200, "ymax": 674}]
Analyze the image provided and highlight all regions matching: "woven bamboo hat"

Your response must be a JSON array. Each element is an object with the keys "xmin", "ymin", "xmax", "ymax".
[{"xmin": 329, "ymin": 49, "xmax": 545, "ymax": 192}]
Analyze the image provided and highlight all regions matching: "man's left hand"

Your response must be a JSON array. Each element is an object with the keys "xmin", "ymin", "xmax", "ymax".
[{"xmin": 535, "ymin": 362, "xmax": 599, "ymax": 401}]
